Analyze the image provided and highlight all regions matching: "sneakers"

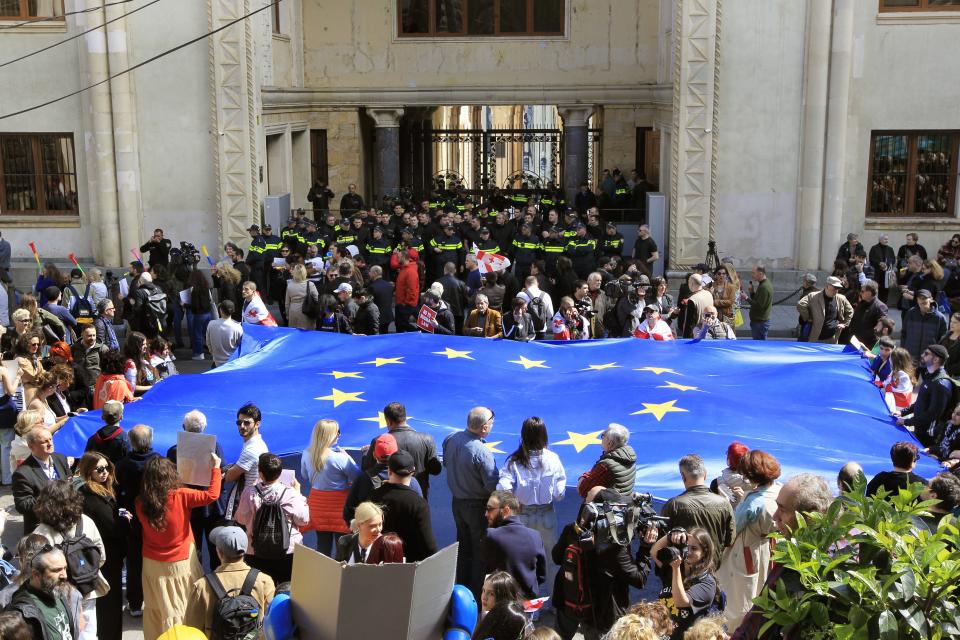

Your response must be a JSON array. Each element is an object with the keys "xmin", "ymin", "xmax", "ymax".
[
  {"xmin": 127, "ymin": 606, "xmax": 143, "ymax": 618},
  {"xmin": 191, "ymin": 354, "xmax": 205, "ymax": 361}
]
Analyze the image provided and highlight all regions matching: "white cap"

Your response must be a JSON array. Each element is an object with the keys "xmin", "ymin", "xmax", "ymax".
[{"xmin": 334, "ymin": 283, "xmax": 353, "ymax": 295}]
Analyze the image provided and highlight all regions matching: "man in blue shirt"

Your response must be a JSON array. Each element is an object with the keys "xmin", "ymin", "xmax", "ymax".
[
  {"xmin": 42, "ymin": 286, "xmax": 78, "ymax": 344},
  {"xmin": 443, "ymin": 406, "xmax": 499, "ymax": 598}
]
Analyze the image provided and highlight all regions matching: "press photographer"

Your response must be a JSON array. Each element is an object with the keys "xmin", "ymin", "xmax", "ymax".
[
  {"xmin": 604, "ymin": 274, "xmax": 650, "ymax": 337},
  {"xmin": 651, "ymin": 527, "xmax": 721, "ymax": 639}
]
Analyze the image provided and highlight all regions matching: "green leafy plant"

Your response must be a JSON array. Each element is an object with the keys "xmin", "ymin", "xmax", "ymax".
[{"xmin": 751, "ymin": 481, "xmax": 960, "ymax": 639}]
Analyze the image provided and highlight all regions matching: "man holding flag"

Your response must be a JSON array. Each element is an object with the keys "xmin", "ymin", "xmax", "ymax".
[{"xmin": 240, "ymin": 281, "xmax": 277, "ymax": 327}]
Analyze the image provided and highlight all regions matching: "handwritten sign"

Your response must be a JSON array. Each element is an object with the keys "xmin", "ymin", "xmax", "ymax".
[{"xmin": 416, "ymin": 305, "xmax": 437, "ymax": 333}]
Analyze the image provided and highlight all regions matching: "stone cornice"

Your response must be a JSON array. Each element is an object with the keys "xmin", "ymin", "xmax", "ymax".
[{"xmin": 261, "ymin": 84, "xmax": 671, "ymax": 110}]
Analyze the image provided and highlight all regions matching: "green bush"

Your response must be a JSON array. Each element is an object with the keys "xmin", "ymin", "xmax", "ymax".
[{"xmin": 751, "ymin": 481, "xmax": 960, "ymax": 639}]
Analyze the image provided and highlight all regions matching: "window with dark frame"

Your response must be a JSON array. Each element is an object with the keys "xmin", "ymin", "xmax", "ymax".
[
  {"xmin": 310, "ymin": 130, "xmax": 329, "ymax": 188},
  {"xmin": 399, "ymin": 0, "xmax": 564, "ymax": 37},
  {"xmin": 0, "ymin": 0, "xmax": 64, "ymax": 19},
  {"xmin": 879, "ymin": 0, "xmax": 960, "ymax": 11},
  {"xmin": 867, "ymin": 131, "xmax": 959, "ymax": 218},
  {"xmin": 0, "ymin": 134, "xmax": 78, "ymax": 215}
]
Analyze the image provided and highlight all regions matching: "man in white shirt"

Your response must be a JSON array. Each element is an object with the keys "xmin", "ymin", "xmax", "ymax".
[
  {"xmin": 205, "ymin": 300, "xmax": 243, "ymax": 366},
  {"xmin": 224, "ymin": 402, "xmax": 269, "ymax": 517},
  {"xmin": 515, "ymin": 276, "xmax": 554, "ymax": 340}
]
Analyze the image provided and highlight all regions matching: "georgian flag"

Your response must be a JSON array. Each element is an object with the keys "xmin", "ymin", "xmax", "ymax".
[
  {"xmin": 633, "ymin": 319, "xmax": 675, "ymax": 341},
  {"xmin": 243, "ymin": 294, "xmax": 278, "ymax": 327},
  {"xmin": 473, "ymin": 244, "xmax": 511, "ymax": 274}
]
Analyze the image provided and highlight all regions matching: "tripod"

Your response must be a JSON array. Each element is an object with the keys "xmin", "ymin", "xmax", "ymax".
[{"xmin": 705, "ymin": 240, "xmax": 721, "ymax": 272}]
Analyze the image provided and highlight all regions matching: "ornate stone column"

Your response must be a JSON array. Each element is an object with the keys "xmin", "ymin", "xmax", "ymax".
[
  {"xmin": 558, "ymin": 105, "xmax": 595, "ymax": 206},
  {"xmin": 366, "ymin": 107, "xmax": 405, "ymax": 208},
  {"xmin": 669, "ymin": 0, "xmax": 722, "ymax": 268}
]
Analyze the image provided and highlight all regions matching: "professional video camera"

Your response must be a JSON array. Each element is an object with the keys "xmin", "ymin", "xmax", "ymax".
[
  {"xmin": 169, "ymin": 241, "xmax": 201, "ymax": 269},
  {"xmin": 656, "ymin": 528, "xmax": 690, "ymax": 566},
  {"xmin": 603, "ymin": 274, "xmax": 650, "ymax": 303},
  {"xmin": 577, "ymin": 492, "xmax": 668, "ymax": 550}
]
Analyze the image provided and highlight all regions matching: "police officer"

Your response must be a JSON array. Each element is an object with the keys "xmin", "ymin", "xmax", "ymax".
[
  {"xmin": 245, "ymin": 224, "xmax": 268, "ymax": 295},
  {"xmin": 281, "ymin": 216, "xmax": 304, "ymax": 255},
  {"xmin": 511, "ymin": 223, "xmax": 542, "ymax": 283},
  {"xmin": 562, "ymin": 209, "xmax": 580, "ymax": 242},
  {"xmin": 365, "ymin": 226, "xmax": 394, "ymax": 271},
  {"xmin": 601, "ymin": 222, "xmax": 625, "ymax": 259},
  {"xmin": 302, "ymin": 218, "xmax": 326, "ymax": 255},
  {"xmin": 261, "ymin": 224, "xmax": 282, "ymax": 300},
  {"xmin": 476, "ymin": 226, "xmax": 501, "ymax": 255},
  {"xmin": 335, "ymin": 216, "xmax": 359, "ymax": 248},
  {"xmin": 489, "ymin": 211, "xmax": 515, "ymax": 256},
  {"xmin": 320, "ymin": 212, "xmax": 339, "ymax": 241},
  {"xmin": 566, "ymin": 223, "xmax": 598, "ymax": 279},
  {"xmin": 541, "ymin": 226, "xmax": 566, "ymax": 279},
  {"xmin": 430, "ymin": 223, "xmax": 465, "ymax": 277}
]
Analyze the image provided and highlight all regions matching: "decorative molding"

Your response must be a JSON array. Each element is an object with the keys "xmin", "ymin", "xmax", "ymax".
[
  {"xmin": 0, "ymin": 21, "xmax": 67, "ymax": 33},
  {"xmin": 0, "ymin": 215, "xmax": 81, "ymax": 228},
  {"xmin": 365, "ymin": 107, "xmax": 405, "ymax": 128},
  {"xmin": 668, "ymin": 0, "xmax": 721, "ymax": 269},
  {"xmin": 262, "ymin": 85, "xmax": 672, "ymax": 110},
  {"xmin": 208, "ymin": 0, "xmax": 260, "ymax": 248},
  {"xmin": 876, "ymin": 11, "xmax": 960, "ymax": 25},
  {"xmin": 557, "ymin": 105, "xmax": 596, "ymax": 128}
]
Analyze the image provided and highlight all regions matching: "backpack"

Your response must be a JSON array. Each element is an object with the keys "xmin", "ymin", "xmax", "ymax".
[
  {"xmin": 365, "ymin": 466, "xmax": 385, "ymax": 491},
  {"xmin": 57, "ymin": 518, "xmax": 102, "ymax": 595},
  {"xmin": 527, "ymin": 292, "xmax": 548, "ymax": 332},
  {"xmin": 602, "ymin": 305, "xmax": 623, "ymax": 339},
  {"xmin": 251, "ymin": 486, "xmax": 291, "ymax": 560},
  {"xmin": 144, "ymin": 287, "xmax": 168, "ymax": 330},
  {"xmin": 66, "ymin": 284, "xmax": 97, "ymax": 325},
  {"xmin": 561, "ymin": 540, "xmax": 593, "ymax": 622},
  {"xmin": 207, "ymin": 569, "xmax": 263, "ymax": 640}
]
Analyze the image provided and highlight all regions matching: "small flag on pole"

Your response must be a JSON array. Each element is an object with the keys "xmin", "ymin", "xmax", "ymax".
[
  {"xmin": 131, "ymin": 249, "xmax": 143, "ymax": 266},
  {"xmin": 68, "ymin": 253, "xmax": 85, "ymax": 276},
  {"xmin": 475, "ymin": 248, "xmax": 511, "ymax": 275},
  {"xmin": 201, "ymin": 245, "xmax": 214, "ymax": 266},
  {"xmin": 27, "ymin": 242, "xmax": 41, "ymax": 270}
]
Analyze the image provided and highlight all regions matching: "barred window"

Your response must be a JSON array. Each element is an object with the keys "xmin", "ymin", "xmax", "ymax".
[
  {"xmin": 0, "ymin": 0, "xmax": 64, "ymax": 19},
  {"xmin": 399, "ymin": 0, "xmax": 564, "ymax": 37},
  {"xmin": 867, "ymin": 131, "xmax": 958, "ymax": 218},
  {"xmin": 0, "ymin": 133, "xmax": 78, "ymax": 215}
]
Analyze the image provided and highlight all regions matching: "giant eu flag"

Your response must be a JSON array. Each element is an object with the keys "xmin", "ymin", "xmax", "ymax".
[{"xmin": 59, "ymin": 327, "xmax": 940, "ymax": 497}]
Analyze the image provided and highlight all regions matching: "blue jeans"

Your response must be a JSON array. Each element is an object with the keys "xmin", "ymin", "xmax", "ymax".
[
  {"xmin": 171, "ymin": 303, "xmax": 185, "ymax": 346},
  {"xmin": 187, "ymin": 311, "xmax": 212, "ymax": 356},
  {"xmin": 518, "ymin": 503, "xmax": 559, "ymax": 594},
  {"xmin": 751, "ymin": 320, "xmax": 770, "ymax": 341},
  {"xmin": 0, "ymin": 428, "xmax": 14, "ymax": 484},
  {"xmin": 315, "ymin": 531, "xmax": 342, "ymax": 558}
]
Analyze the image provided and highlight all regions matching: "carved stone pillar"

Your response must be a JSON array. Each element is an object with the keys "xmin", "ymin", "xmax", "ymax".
[
  {"xmin": 366, "ymin": 107, "xmax": 405, "ymax": 208},
  {"xmin": 558, "ymin": 105, "xmax": 594, "ymax": 207},
  {"xmin": 669, "ymin": 0, "xmax": 722, "ymax": 268}
]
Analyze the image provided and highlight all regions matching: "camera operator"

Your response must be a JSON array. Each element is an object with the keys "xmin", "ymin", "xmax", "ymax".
[
  {"xmin": 650, "ymin": 527, "xmax": 719, "ymax": 639},
  {"xmin": 140, "ymin": 228, "xmax": 172, "ymax": 268},
  {"xmin": 612, "ymin": 274, "xmax": 651, "ymax": 337},
  {"xmin": 552, "ymin": 487, "xmax": 658, "ymax": 640}
]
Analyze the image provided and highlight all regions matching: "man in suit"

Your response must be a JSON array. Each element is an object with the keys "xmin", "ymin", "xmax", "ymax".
[
  {"xmin": 368, "ymin": 266, "xmax": 395, "ymax": 333},
  {"xmin": 483, "ymin": 490, "xmax": 546, "ymax": 599},
  {"xmin": 369, "ymin": 451, "xmax": 437, "ymax": 562},
  {"xmin": 12, "ymin": 427, "xmax": 71, "ymax": 534},
  {"xmin": 439, "ymin": 261, "xmax": 469, "ymax": 335}
]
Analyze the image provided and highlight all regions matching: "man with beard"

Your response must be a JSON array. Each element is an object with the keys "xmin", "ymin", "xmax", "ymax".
[{"xmin": 7, "ymin": 546, "xmax": 78, "ymax": 639}]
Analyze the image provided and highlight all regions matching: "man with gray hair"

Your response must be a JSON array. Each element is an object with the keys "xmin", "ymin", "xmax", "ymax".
[
  {"xmin": 577, "ymin": 423, "xmax": 636, "ymax": 498},
  {"xmin": 115, "ymin": 424, "xmax": 160, "ymax": 617},
  {"xmin": 12, "ymin": 426, "xmax": 71, "ymax": 534},
  {"xmin": 166, "ymin": 410, "xmax": 227, "ymax": 570},
  {"xmin": 367, "ymin": 264, "xmax": 395, "ymax": 333},
  {"xmin": 660, "ymin": 454, "xmax": 735, "ymax": 569},
  {"xmin": 443, "ymin": 406, "xmax": 499, "ymax": 598}
]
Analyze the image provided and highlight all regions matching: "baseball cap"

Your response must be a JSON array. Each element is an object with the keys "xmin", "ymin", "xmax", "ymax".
[
  {"xmin": 209, "ymin": 526, "xmax": 248, "ymax": 556},
  {"xmin": 345, "ymin": 245, "xmax": 360, "ymax": 258},
  {"xmin": 247, "ymin": 224, "xmax": 260, "ymax": 233},
  {"xmin": 634, "ymin": 274, "xmax": 651, "ymax": 286},
  {"xmin": 388, "ymin": 450, "xmax": 416, "ymax": 476},
  {"xmin": 334, "ymin": 283, "xmax": 353, "ymax": 295},
  {"xmin": 479, "ymin": 227, "xmax": 490, "ymax": 234},
  {"xmin": 916, "ymin": 288, "xmax": 933, "ymax": 299},
  {"xmin": 701, "ymin": 274, "xmax": 713, "ymax": 286},
  {"xmin": 643, "ymin": 304, "xmax": 659, "ymax": 314},
  {"xmin": 101, "ymin": 400, "xmax": 123, "ymax": 422},
  {"xmin": 374, "ymin": 434, "xmax": 398, "ymax": 460},
  {"xmin": 305, "ymin": 219, "xmax": 318, "ymax": 227}
]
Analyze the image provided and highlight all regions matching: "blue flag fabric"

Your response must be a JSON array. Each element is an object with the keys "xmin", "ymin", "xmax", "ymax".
[{"xmin": 60, "ymin": 326, "xmax": 939, "ymax": 497}]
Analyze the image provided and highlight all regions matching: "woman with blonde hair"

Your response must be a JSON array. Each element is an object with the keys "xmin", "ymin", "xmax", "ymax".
[
  {"xmin": 8, "ymin": 409, "xmax": 42, "ymax": 474},
  {"xmin": 334, "ymin": 501, "xmax": 383, "ymax": 563},
  {"xmin": 284, "ymin": 263, "xmax": 316, "ymax": 329},
  {"xmin": 300, "ymin": 419, "xmax": 360, "ymax": 556},
  {"xmin": 212, "ymin": 262, "xmax": 242, "ymax": 320},
  {"xmin": 85, "ymin": 269, "xmax": 108, "ymax": 306}
]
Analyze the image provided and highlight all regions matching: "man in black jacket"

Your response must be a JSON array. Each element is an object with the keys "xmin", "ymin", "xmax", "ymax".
[
  {"xmin": 848, "ymin": 280, "xmax": 888, "ymax": 346},
  {"xmin": 368, "ymin": 266, "xmax": 395, "ymax": 333},
  {"xmin": 361, "ymin": 402, "xmax": 441, "ymax": 498},
  {"xmin": 484, "ymin": 490, "xmax": 546, "ymax": 598},
  {"xmin": 139, "ymin": 228, "xmax": 172, "ymax": 267},
  {"xmin": 439, "ymin": 262, "xmax": 469, "ymax": 335},
  {"xmin": 896, "ymin": 344, "xmax": 954, "ymax": 448},
  {"xmin": 307, "ymin": 180, "xmax": 334, "ymax": 217},
  {"xmin": 6, "ymin": 546, "xmax": 79, "ymax": 640},
  {"xmin": 83, "ymin": 399, "xmax": 131, "ymax": 464},
  {"xmin": 369, "ymin": 451, "xmax": 438, "ymax": 562},
  {"xmin": 12, "ymin": 427, "xmax": 71, "ymax": 534}
]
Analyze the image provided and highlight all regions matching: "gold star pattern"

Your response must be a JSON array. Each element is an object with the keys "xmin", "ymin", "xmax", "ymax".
[
  {"xmin": 359, "ymin": 357, "xmax": 404, "ymax": 367},
  {"xmin": 315, "ymin": 388, "xmax": 367, "ymax": 408},
  {"xmin": 631, "ymin": 400, "xmax": 688, "ymax": 422},
  {"xmin": 634, "ymin": 366, "xmax": 681, "ymax": 376},
  {"xmin": 359, "ymin": 412, "xmax": 388, "ymax": 428},
  {"xmin": 320, "ymin": 371, "xmax": 364, "ymax": 379},
  {"xmin": 432, "ymin": 347, "xmax": 474, "ymax": 360},
  {"xmin": 582, "ymin": 363, "xmax": 620, "ymax": 371},
  {"xmin": 508, "ymin": 355, "xmax": 549, "ymax": 369},
  {"xmin": 554, "ymin": 430, "xmax": 604, "ymax": 453},
  {"xmin": 485, "ymin": 441, "xmax": 506, "ymax": 454},
  {"xmin": 657, "ymin": 381, "xmax": 700, "ymax": 392}
]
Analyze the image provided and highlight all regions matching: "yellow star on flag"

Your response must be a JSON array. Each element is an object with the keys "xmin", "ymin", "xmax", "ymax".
[
  {"xmin": 433, "ymin": 347, "xmax": 474, "ymax": 360},
  {"xmin": 634, "ymin": 366, "xmax": 681, "ymax": 376},
  {"xmin": 508, "ymin": 355, "xmax": 549, "ymax": 369},
  {"xmin": 485, "ymin": 441, "xmax": 506, "ymax": 454},
  {"xmin": 315, "ymin": 388, "xmax": 367, "ymax": 408},
  {"xmin": 360, "ymin": 412, "xmax": 388, "ymax": 428},
  {"xmin": 320, "ymin": 371, "xmax": 364, "ymax": 379},
  {"xmin": 360, "ymin": 357, "xmax": 404, "ymax": 367},
  {"xmin": 657, "ymin": 381, "xmax": 700, "ymax": 392},
  {"xmin": 554, "ymin": 430, "xmax": 604, "ymax": 453},
  {"xmin": 631, "ymin": 400, "xmax": 688, "ymax": 421},
  {"xmin": 582, "ymin": 363, "xmax": 620, "ymax": 371}
]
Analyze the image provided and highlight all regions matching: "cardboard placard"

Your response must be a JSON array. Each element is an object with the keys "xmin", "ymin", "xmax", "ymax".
[
  {"xmin": 290, "ymin": 543, "xmax": 457, "ymax": 640},
  {"xmin": 416, "ymin": 305, "xmax": 437, "ymax": 333},
  {"xmin": 279, "ymin": 469, "xmax": 296, "ymax": 487},
  {"xmin": 2, "ymin": 360, "xmax": 19, "ymax": 384},
  {"xmin": 176, "ymin": 431, "xmax": 216, "ymax": 487}
]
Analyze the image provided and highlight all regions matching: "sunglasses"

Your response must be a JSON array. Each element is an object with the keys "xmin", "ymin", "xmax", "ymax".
[
  {"xmin": 94, "ymin": 466, "xmax": 109, "ymax": 473},
  {"xmin": 236, "ymin": 419, "xmax": 255, "ymax": 426},
  {"xmin": 29, "ymin": 342, "xmax": 40, "ymax": 347},
  {"xmin": 703, "ymin": 313, "xmax": 717, "ymax": 318}
]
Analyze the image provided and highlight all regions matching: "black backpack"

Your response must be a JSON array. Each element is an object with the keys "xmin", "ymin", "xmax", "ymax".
[
  {"xmin": 251, "ymin": 486, "xmax": 291, "ymax": 560},
  {"xmin": 561, "ymin": 540, "xmax": 593, "ymax": 622},
  {"xmin": 66, "ymin": 284, "xmax": 97, "ymax": 325},
  {"xmin": 207, "ymin": 569, "xmax": 262, "ymax": 640},
  {"xmin": 144, "ymin": 287, "xmax": 168, "ymax": 330},
  {"xmin": 57, "ymin": 518, "xmax": 102, "ymax": 596},
  {"xmin": 527, "ymin": 292, "xmax": 548, "ymax": 333}
]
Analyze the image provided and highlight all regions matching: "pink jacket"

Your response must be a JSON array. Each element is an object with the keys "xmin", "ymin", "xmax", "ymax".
[{"xmin": 234, "ymin": 481, "xmax": 310, "ymax": 555}]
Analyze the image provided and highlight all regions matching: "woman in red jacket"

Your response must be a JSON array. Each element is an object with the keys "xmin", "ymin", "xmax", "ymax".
[
  {"xmin": 136, "ymin": 453, "xmax": 221, "ymax": 640},
  {"xmin": 393, "ymin": 251, "xmax": 421, "ymax": 332}
]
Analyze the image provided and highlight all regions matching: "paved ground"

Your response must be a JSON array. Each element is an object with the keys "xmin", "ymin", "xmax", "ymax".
[{"xmin": 0, "ymin": 300, "xmax": 893, "ymax": 639}]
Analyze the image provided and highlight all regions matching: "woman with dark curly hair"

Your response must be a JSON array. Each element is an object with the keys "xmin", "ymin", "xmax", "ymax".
[
  {"xmin": 136, "ymin": 453, "xmax": 221, "ymax": 639},
  {"xmin": 77, "ymin": 451, "xmax": 128, "ymax": 640},
  {"xmin": 92, "ymin": 349, "xmax": 135, "ymax": 409},
  {"xmin": 34, "ymin": 479, "xmax": 109, "ymax": 640},
  {"xmin": 14, "ymin": 329, "xmax": 45, "ymax": 406},
  {"xmin": 121, "ymin": 331, "xmax": 157, "ymax": 396}
]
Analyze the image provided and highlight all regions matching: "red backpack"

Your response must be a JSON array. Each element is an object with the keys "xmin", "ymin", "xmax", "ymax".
[{"xmin": 561, "ymin": 541, "xmax": 593, "ymax": 622}]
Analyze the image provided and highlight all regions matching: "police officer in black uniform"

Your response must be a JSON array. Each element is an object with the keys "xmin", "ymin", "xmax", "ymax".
[
  {"xmin": 511, "ymin": 223, "xmax": 542, "ymax": 283},
  {"xmin": 565, "ymin": 223, "xmax": 598, "ymax": 279},
  {"xmin": 302, "ymin": 219, "xmax": 326, "ymax": 256},
  {"xmin": 430, "ymin": 223, "xmax": 465, "ymax": 277},
  {"xmin": 245, "ymin": 224, "xmax": 268, "ymax": 295},
  {"xmin": 365, "ymin": 226, "xmax": 394, "ymax": 271},
  {"xmin": 475, "ymin": 226, "xmax": 500, "ymax": 255},
  {"xmin": 601, "ymin": 222, "xmax": 625, "ymax": 260}
]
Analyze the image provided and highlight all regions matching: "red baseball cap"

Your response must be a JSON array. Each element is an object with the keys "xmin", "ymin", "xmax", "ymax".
[{"xmin": 373, "ymin": 433, "xmax": 398, "ymax": 460}]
